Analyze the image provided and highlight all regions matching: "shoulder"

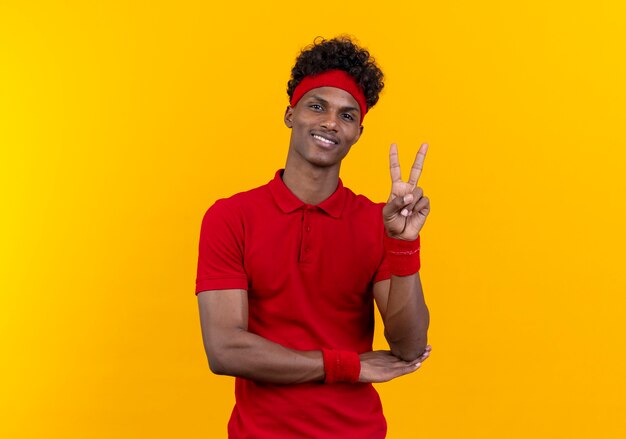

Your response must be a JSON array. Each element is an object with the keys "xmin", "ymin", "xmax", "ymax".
[
  {"xmin": 342, "ymin": 185, "xmax": 385, "ymax": 216},
  {"xmin": 202, "ymin": 180, "xmax": 273, "ymax": 221}
]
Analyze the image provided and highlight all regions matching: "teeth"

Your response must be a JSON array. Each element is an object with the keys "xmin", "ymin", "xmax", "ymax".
[{"xmin": 313, "ymin": 134, "xmax": 335, "ymax": 145}]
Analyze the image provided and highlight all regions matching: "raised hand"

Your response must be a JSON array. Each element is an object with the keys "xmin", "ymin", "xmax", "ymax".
[{"xmin": 382, "ymin": 143, "xmax": 431, "ymax": 240}]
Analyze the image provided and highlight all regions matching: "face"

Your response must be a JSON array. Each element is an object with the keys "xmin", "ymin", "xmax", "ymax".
[{"xmin": 284, "ymin": 86, "xmax": 364, "ymax": 170}]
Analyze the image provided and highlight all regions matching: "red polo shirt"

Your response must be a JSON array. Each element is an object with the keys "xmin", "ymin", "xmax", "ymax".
[{"xmin": 196, "ymin": 170, "xmax": 393, "ymax": 438}]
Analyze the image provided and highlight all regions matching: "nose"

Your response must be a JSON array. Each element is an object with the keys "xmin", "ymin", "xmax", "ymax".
[{"xmin": 320, "ymin": 114, "xmax": 338, "ymax": 131}]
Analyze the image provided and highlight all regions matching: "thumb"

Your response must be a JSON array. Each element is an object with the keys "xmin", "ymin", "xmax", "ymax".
[{"xmin": 383, "ymin": 193, "xmax": 414, "ymax": 220}]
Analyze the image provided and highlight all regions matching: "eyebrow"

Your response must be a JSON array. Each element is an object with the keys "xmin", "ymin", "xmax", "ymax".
[{"xmin": 309, "ymin": 95, "xmax": 360, "ymax": 114}]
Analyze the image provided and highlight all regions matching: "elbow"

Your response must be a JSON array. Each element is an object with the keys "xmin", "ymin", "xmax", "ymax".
[
  {"xmin": 207, "ymin": 353, "xmax": 229, "ymax": 375},
  {"xmin": 208, "ymin": 350, "xmax": 244, "ymax": 376},
  {"xmin": 393, "ymin": 338, "xmax": 428, "ymax": 362},
  {"xmin": 204, "ymin": 334, "xmax": 248, "ymax": 376},
  {"xmin": 201, "ymin": 327, "xmax": 249, "ymax": 376},
  {"xmin": 204, "ymin": 342, "xmax": 234, "ymax": 376},
  {"xmin": 397, "ymin": 352, "xmax": 420, "ymax": 363},
  {"xmin": 386, "ymin": 327, "xmax": 429, "ymax": 362}
]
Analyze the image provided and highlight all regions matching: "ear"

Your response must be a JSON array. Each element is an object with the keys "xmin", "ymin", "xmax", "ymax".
[
  {"xmin": 354, "ymin": 124, "xmax": 364, "ymax": 142},
  {"xmin": 284, "ymin": 106, "xmax": 294, "ymax": 128}
]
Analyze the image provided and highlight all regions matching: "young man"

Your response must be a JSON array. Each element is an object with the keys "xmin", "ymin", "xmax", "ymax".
[{"xmin": 195, "ymin": 36, "xmax": 431, "ymax": 438}]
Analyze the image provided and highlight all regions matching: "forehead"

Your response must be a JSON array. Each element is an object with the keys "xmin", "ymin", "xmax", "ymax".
[{"xmin": 300, "ymin": 86, "xmax": 359, "ymax": 109}]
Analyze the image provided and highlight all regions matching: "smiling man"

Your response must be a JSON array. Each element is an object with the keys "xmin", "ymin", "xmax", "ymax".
[{"xmin": 195, "ymin": 36, "xmax": 431, "ymax": 438}]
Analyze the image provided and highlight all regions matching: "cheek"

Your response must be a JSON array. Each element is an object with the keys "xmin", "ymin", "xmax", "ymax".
[
  {"xmin": 293, "ymin": 117, "xmax": 309, "ymax": 133},
  {"xmin": 347, "ymin": 127, "xmax": 361, "ymax": 143}
]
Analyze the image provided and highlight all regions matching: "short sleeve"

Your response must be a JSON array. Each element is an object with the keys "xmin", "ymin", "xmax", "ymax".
[
  {"xmin": 372, "ymin": 240, "xmax": 391, "ymax": 284},
  {"xmin": 195, "ymin": 199, "xmax": 248, "ymax": 295}
]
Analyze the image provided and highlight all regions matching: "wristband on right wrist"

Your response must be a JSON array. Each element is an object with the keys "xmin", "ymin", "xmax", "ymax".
[
  {"xmin": 384, "ymin": 234, "xmax": 421, "ymax": 276},
  {"xmin": 321, "ymin": 349, "xmax": 361, "ymax": 384}
]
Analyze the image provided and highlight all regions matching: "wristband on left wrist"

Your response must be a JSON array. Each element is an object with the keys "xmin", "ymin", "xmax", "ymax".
[{"xmin": 384, "ymin": 233, "xmax": 421, "ymax": 276}]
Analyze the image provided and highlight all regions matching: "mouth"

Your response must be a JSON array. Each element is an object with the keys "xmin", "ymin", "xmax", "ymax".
[{"xmin": 311, "ymin": 132, "xmax": 339, "ymax": 146}]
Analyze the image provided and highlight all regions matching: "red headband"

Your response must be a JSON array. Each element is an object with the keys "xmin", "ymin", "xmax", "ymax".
[{"xmin": 290, "ymin": 69, "xmax": 367, "ymax": 123}]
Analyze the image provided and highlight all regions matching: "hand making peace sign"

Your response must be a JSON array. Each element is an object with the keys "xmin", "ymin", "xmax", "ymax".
[{"xmin": 382, "ymin": 143, "xmax": 431, "ymax": 241}]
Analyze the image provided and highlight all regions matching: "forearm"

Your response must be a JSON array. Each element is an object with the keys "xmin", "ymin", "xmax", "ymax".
[
  {"xmin": 205, "ymin": 329, "xmax": 325, "ymax": 384},
  {"xmin": 198, "ymin": 289, "xmax": 425, "ymax": 385},
  {"xmin": 208, "ymin": 334, "xmax": 429, "ymax": 385},
  {"xmin": 383, "ymin": 273, "xmax": 430, "ymax": 362}
]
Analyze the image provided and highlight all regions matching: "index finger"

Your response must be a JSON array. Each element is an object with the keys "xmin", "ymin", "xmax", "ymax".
[{"xmin": 407, "ymin": 143, "xmax": 428, "ymax": 187}]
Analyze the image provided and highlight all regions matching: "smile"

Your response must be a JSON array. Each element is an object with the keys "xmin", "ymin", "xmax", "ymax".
[{"xmin": 311, "ymin": 134, "xmax": 338, "ymax": 145}]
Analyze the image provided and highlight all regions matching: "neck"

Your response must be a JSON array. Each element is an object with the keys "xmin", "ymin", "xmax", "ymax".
[{"xmin": 282, "ymin": 158, "xmax": 341, "ymax": 205}]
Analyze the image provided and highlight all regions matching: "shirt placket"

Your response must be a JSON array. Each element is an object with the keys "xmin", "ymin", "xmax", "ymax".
[{"xmin": 299, "ymin": 206, "xmax": 314, "ymax": 264}]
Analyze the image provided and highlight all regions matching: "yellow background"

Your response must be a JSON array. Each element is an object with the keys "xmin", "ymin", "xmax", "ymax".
[{"xmin": 2, "ymin": 1, "xmax": 625, "ymax": 438}]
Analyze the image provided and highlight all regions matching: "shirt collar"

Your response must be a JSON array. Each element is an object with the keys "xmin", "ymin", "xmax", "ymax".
[{"xmin": 268, "ymin": 169, "xmax": 346, "ymax": 218}]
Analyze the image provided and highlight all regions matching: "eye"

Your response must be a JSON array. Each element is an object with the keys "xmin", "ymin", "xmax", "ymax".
[
  {"xmin": 309, "ymin": 103, "xmax": 323, "ymax": 111},
  {"xmin": 342, "ymin": 113, "xmax": 355, "ymax": 121}
]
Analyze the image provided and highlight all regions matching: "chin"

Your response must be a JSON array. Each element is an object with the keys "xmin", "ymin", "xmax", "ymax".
[
  {"xmin": 308, "ymin": 150, "xmax": 348, "ymax": 168},
  {"xmin": 305, "ymin": 157, "xmax": 339, "ymax": 169}
]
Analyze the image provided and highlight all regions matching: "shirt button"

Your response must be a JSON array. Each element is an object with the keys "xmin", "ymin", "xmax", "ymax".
[{"xmin": 306, "ymin": 226, "xmax": 311, "ymax": 232}]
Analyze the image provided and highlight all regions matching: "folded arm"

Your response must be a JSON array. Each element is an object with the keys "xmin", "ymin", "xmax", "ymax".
[
  {"xmin": 197, "ymin": 289, "xmax": 428, "ymax": 384},
  {"xmin": 197, "ymin": 289, "xmax": 324, "ymax": 384},
  {"xmin": 374, "ymin": 274, "xmax": 430, "ymax": 362}
]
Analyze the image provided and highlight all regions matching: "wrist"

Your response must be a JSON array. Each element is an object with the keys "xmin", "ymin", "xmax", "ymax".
[
  {"xmin": 321, "ymin": 349, "xmax": 361, "ymax": 384},
  {"xmin": 384, "ymin": 233, "xmax": 421, "ymax": 276}
]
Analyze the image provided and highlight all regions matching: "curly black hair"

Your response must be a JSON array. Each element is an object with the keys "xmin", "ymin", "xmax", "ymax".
[{"xmin": 287, "ymin": 36, "xmax": 384, "ymax": 111}]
